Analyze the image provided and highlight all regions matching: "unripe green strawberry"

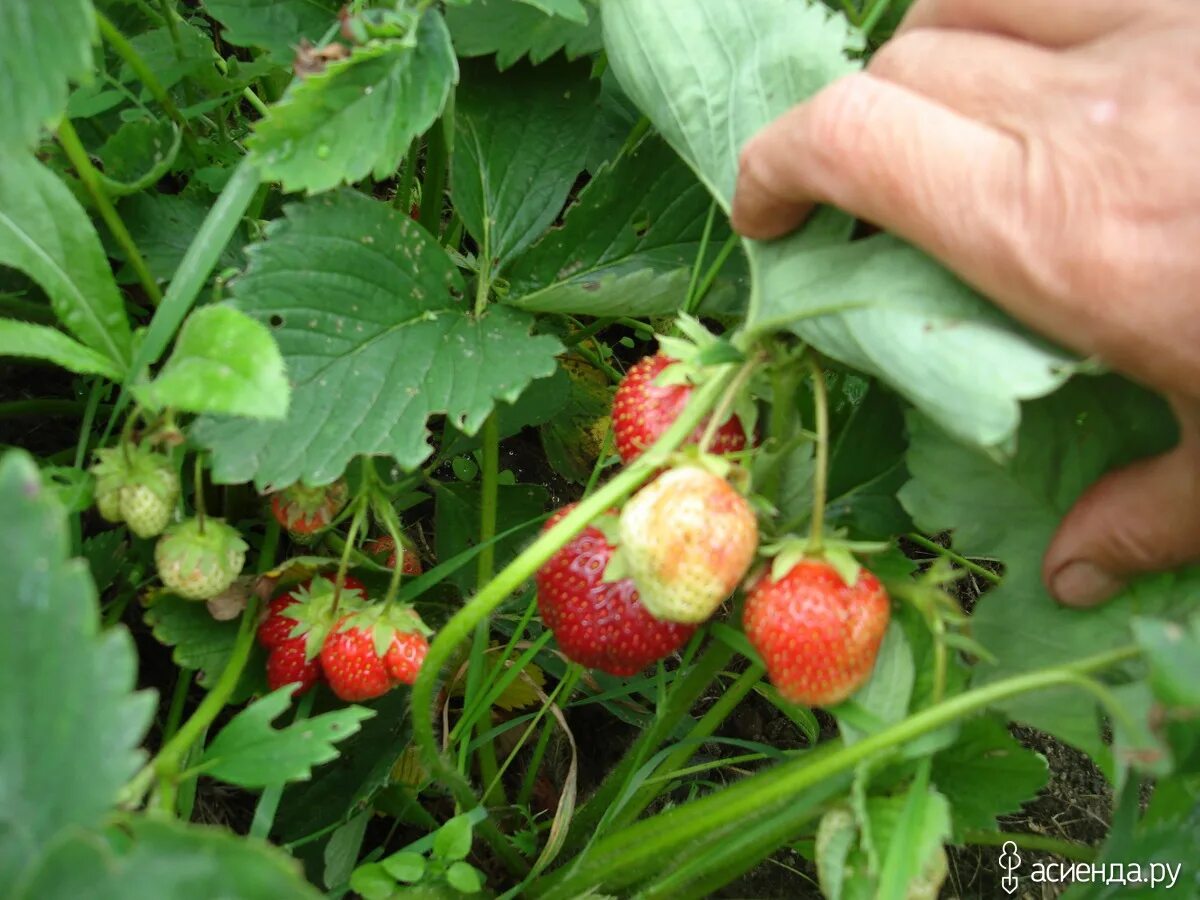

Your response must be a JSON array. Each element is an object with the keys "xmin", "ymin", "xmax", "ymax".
[
  {"xmin": 617, "ymin": 465, "xmax": 758, "ymax": 623},
  {"xmin": 89, "ymin": 447, "xmax": 129, "ymax": 523},
  {"xmin": 156, "ymin": 518, "xmax": 248, "ymax": 601},
  {"xmin": 120, "ymin": 449, "xmax": 180, "ymax": 538},
  {"xmin": 743, "ymin": 559, "xmax": 890, "ymax": 707}
]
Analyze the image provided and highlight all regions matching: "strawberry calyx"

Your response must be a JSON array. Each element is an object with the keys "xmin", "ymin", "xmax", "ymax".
[
  {"xmin": 327, "ymin": 603, "xmax": 431, "ymax": 660},
  {"xmin": 271, "ymin": 478, "xmax": 349, "ymax": 534},
  {"xmin": 760, "ymin": 534, "xmax": 891, "ymax": 588},
  {"xmin": 285, "ymin": 575, "xmax": 369, "ymax": 660}
]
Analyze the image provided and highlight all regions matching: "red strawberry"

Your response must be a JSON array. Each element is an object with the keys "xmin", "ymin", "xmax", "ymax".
[
  {"xmin": 266, "ymin": 637, "xmax": 321, "ymax": 695},
  {"xmin": 535, "ymin": 506, "xmax": 696, "ymax": 676},
  {"xmin": 258, "ymin": 576, "xmax": 366, "ymax": 649},
  {"xmin": 743, "ymin": 560, "xmax": 891, "ymax": 707},
  {"xmin": 366, "ymin": 534, "xmax": 422, "ymax": 576},
  {"xmin": 270, "ymin": 479, "xmax": 348, "ymax": 537},
  {"xmin": 320, "ymin": 606, "xmax": 431, "ymax": 702},
  {"xmin": 618, "ymin": 465, "xmax": 758, "ymax": 623},
  {"xmin": 612, "ymin": 354, "xmax": 749, "ymax": 465}
]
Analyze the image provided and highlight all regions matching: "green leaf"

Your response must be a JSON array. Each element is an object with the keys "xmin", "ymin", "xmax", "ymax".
[
  {"xmin": 350, "ymin": 862, "xmax": 397, "ymax": 900},
  {"xmin": 15, "ymin": 819, "xmax": 321, "ymax": 899},
  {"xmin": 273, "ymin": 688, "xmax": 414, "ymax": 843},
  {"xmin": 0, "ymin": 152, "xmax": 132, "ymax": 370},
  {"xmin": 381, "ymin": 850, "xmax": 426, "ymax": 883},
  {"xmin": 192, "ymin": 190, "xmax": 562, "ymax": 488},
  {"xmin": 433, "ymin": 814, "xmax": 474, "ymax": 861},
  {"xmin": 931, "ymin": 715, "xmax": 1048, "ymax": 839},
  {"xmin": 201, "ymin": 687, "xmax": 373, "ymax": 787},
  {"xmin": 505, "ymin": 136, "xmax": 743, "ymax": 317},
  {"xmin": 446, "ymin": 0, "xmax": 601, "ymax": 70},
  {"xmin": 0, "ymin": 450, "xmax": 154, "ymax": 888},
  {"xmin": 899, "ymin": 376, "xmax": 1189, "ymax": 758},
  {"xmin": 115, "ymin": 191, "xmax": 248, "ymax": 283},
  {"xmin": 0, "ymin": 319, "xmax": 124, "ymax": 381},
  {"xmin": 143, "ymin": 593, "xmax": 264, "ymax": 701},
  {"xmin": 323, "ymin": 811, "xmax": 371, "ymax": 890},
  {"xmin": 121, "ymin": 22, "xmax": 217, "ymax": 92},
  {"xmin": 835, "ymin": 622, "xmax": 914, "ymax": 745},
  {"xmin": 0, "ymin": 0, "xmax": 94, "ymax": 148},
  {"xmin": 1132, "ymin": 614, "xmax": 1200, "ymax": 708},
  {"xmin": 602, "ymin": 0, "xmax": 1074, "ymax": 451},
  {"xmin": 873, "ymin": 777, "xmax": 951, "ymax": 900},
  {"xmin": 203, "ymin": 0, "xmax": 340, "ymax": 61},
  {"xmin": 249, "ymin": 12, "xmax": 457, "ymax": 195},
  {"xmin": 133, "ymin": 304, "xmax": 290, "ymax": 419},
  {"xmin": 519, "ymin": 0, "xmax": 588, "ymax": 24},
  {"xmin": 445, "ymin": 860, "xmax": 484, "ymax": 893},
  {"xmin": 434, "ymin": 481, "xmax": 549, "ymax": 593},
  {"xmin": 452, "ymin": 57, "xmax": 598, "ymax": 270}
]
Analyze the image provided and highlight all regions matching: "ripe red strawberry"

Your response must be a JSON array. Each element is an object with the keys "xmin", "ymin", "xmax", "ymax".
[
  {"xmin": 365, "ymin": 534, "xmax": 422, "ymax": 576},
  {"xmin": 266, "ymin": 637, "xmax": 321, "ymax": 696},
  {"xmin": 270, "ymin": 478, "xmax": 348, "ymax": 538},
  {"xmin": 320, "ymin": 606, "xmax": 431, "ymax": 702},
  {"xmin": 618, "ymin": 465, "xmax": 758, "ymax": 623},
  {"xmin": 743, "ymin": 560, "xmax": 891, "ymax": 707},
  {"xmin": 536, "ymin": 506, "xmax": 695, "ymax": 676},
  {"xmin": 612, "ymin": 354, "xmax": 749, "ymax": 465}
]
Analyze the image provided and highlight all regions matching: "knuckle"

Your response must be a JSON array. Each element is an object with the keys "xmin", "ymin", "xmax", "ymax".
[{"xmin": 802, "ymin": 75, "xmax": 883, "ymax": 166}]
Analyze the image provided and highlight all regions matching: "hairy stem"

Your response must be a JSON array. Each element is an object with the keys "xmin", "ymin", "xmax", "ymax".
[
  {"xmin": 57, "ymin": 120, "xmax": 162, "ymax": 306},
  {"xmin": 805, "ymin": 356, "xmax": 829, "ymax": 552}
]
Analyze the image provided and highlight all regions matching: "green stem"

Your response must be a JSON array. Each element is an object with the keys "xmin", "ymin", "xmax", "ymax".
[
  {"xmin": 698, "ymin": 354, "xmax": 761, "ymax": 452},
  {"xmin": 95, "ymin": 11, "xmax": 198, "ymax": 154},
  {"xmin": 906, "ymin": 533, "xmax": 1001, "ymax": 585},
  {"xmin": 683, "ymin": 202, "xmax": 717, "ymax": 314},
  {"xmin": 859, "ymin": 0, "xmax": 895, "ymax": 36},
  {"xmin": 476, "ymin": 413, "xmax": 500, "ymax": 588},
  {"xmin": 691, "ymin": 232, "xmax": 740, "ymax": 311},
  {"xmin": 608, "ymin": 664, "xmax": 765, "ymax": 832},
  {"xmin": 473, "ymin": 412, "xmax": 505, "ymax": 805},
  {"xmin": 535, "ymin": 645, "xmax": 1140, "ymax": 897},
  {"xmin": 155, "ymin": 0, "xmax": 195, "ymax": 108},
  {"xmin": 103, "ymin": 161, "xmax": 262, "ymax": 444},
  {"xmin": 395, "ymin": 136, "xmax": 420, "ymax": 212},
  {"xmin": 411, "ymin": 367, "xmax": 739, "ymax": 867},
  {"xmin": 73, "ymin": 381, "xmax": 108, "ymax": 469},
  {"xmin": 192, "ymin": 453, "xmax": 206, "ymax": 533},
  {"xmin": 57, "ymin": 119, "xmax": 162, "ymax": 306},
  {"xmin": 123, "ymin": 597, "xmax": 261, "ymax": 806},
  {"xmin": 161, "ymin": 667, "xmax": 194, "ymax": 744},
  {"xmin": 250, "ymin": 691, "xmax": 316, "ymax": 839},
  {"xmin": 419, "ymin": 98, "xmax": 452, "ymax": 239},
  {"xmin": 961, "ymin": 829, "xmax": 1096, "ymax": 863},
  {"xmin": 805, "ymin": 356, "xmax": 829, "ymax": 552},
  {"xmin": 241, "ymin": 88, "xmax": 270, "ymax": 118}
]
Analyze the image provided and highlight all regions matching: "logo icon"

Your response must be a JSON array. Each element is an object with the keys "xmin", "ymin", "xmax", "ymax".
[{"xmin": 999, "ymin": 840, "xmax": 1021, "ymax": 895}]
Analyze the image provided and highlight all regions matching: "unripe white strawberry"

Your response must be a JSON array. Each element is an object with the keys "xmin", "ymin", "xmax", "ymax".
[
  {"xmin": 617, "ymin": 465, "xmax": 758, "ymax": 623},
  {"xmin": 156, "ymin": 517, "xmax": 248, "ymax": 601}
]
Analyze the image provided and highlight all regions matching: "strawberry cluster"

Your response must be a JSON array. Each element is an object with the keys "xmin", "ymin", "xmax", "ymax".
[
  {"xmin": 257, "ymin": 574, "xmax": 431, "ymax": 702},
  {"xmin": 536, "ymin": 344, "xmax": 893, "ymax": 708}
]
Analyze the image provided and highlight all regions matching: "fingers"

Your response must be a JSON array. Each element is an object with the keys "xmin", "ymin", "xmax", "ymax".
[
  {"xmin": 867, "ymin": 27, "xmax": 1078, "ymax": 125},
  {"xmin": 898, "ymin": 0, "xmax": 1161, "ymax": 47},
  {"xmin": 1044, "ymin": 397, "xmax": 1200, "ymax": 607},
  {"xmin": 732, "ymin": 73, "xmax": 1027, "ymax": 291}
]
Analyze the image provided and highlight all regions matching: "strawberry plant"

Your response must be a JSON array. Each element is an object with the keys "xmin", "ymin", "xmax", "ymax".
[{"xmin": 2, "ymin": 0, "xmax": 1196, "ymax": 897}]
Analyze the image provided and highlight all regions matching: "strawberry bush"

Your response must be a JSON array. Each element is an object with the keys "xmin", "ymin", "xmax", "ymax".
[{"xmin": 2, "ymin": 0, "xmax": 1197, "ymax": 897}]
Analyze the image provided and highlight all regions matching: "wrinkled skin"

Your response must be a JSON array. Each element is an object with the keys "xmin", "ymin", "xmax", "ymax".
[{"xmin": 733, "ymin": 0, "xmax": 1200, "ymax": 606}]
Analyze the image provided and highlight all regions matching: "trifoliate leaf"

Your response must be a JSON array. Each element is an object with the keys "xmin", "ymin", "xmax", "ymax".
[{"xmin": 192, "ymin": 190, "xmax": 562, "ymax": 488}]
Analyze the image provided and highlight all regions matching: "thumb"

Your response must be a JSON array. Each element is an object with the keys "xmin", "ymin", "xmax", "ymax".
[{"xmin": 1044, "ymin": 396, "xmax": 1200, "ymax": 607}]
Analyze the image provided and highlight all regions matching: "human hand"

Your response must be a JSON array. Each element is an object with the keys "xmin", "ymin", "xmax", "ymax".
[{"xmin": 731, "ymin": 0, "xmax": 1200, "ymax": 607}]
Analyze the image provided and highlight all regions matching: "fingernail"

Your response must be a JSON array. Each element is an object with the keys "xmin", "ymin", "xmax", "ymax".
[{"xmin": 1049, "ymin": 561, "xmax": 1124, "ymax": 607}]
